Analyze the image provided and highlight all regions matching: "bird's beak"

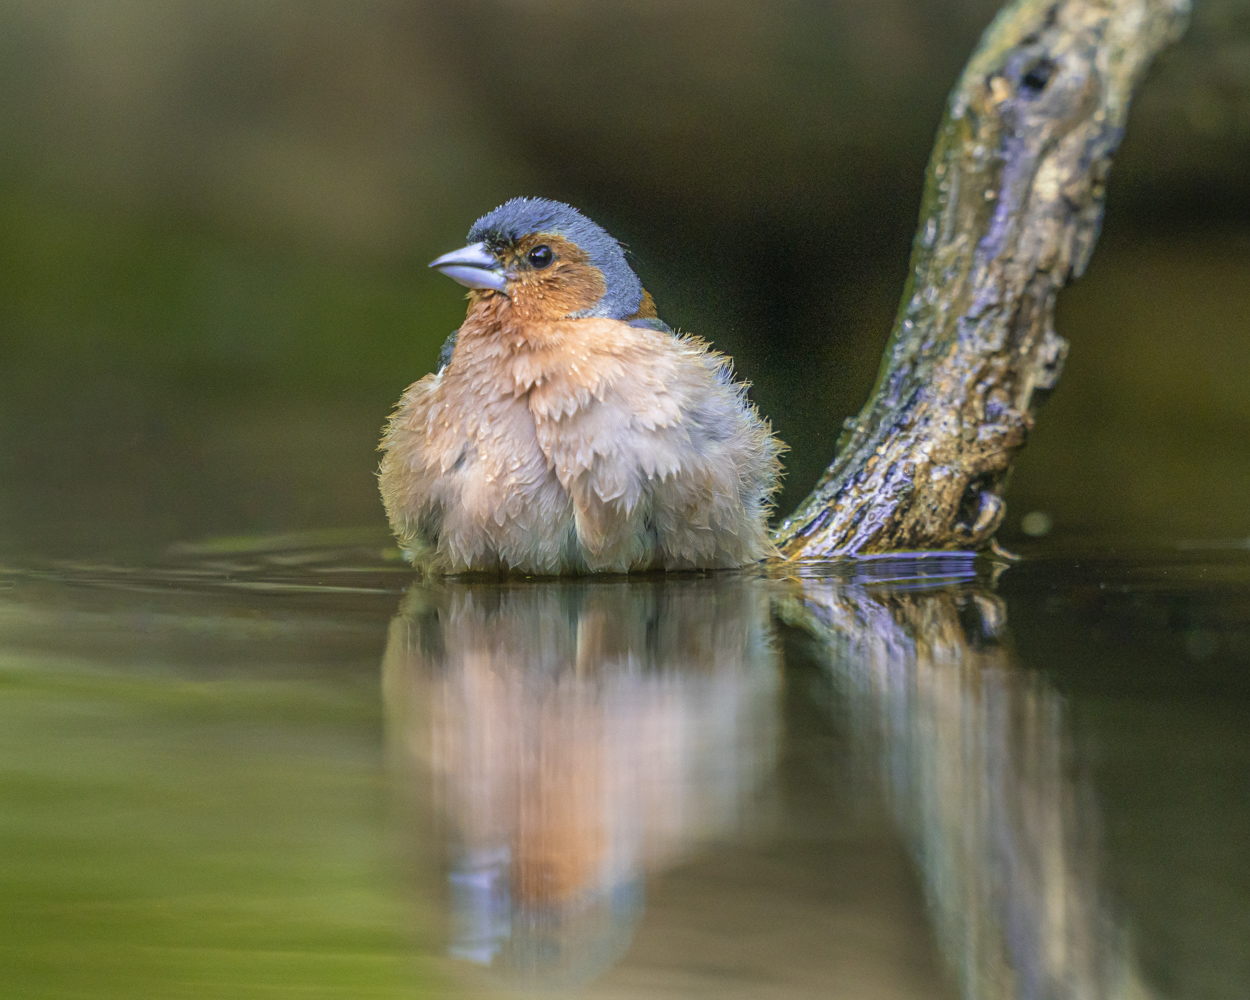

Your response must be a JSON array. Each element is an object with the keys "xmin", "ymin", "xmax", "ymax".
[{"xmin": 429, "ymin": 242, "xmax": 507, "ymax": 292}]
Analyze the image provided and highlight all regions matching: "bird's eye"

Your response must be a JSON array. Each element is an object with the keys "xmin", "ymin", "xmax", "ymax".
[{"xmin": 527, "ymin": 245, "xmax": 554, "ymax": 269}]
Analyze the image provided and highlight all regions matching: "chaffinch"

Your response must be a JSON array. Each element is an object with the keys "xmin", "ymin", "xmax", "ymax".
[{"xmin": 379, "ymin": 197, "xmax": 783, "ymax": 574}]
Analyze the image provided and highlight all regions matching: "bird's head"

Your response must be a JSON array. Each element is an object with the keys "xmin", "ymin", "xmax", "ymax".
[{"xmin": 429, "ymin": 198, "xmax": 650, "ymax": 322}]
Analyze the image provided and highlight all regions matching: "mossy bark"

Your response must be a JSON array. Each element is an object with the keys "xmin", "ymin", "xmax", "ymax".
[{"xmin": 772, "ymin": 0, "xmax": 1190, "ymax": 559}]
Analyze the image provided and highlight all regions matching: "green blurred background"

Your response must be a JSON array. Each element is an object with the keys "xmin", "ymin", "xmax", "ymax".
[{"xmin": 1, "ymin": 0, "xmax": 1248, "ymax": 560}]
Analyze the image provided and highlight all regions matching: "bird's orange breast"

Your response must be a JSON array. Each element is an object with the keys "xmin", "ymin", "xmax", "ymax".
[{"xmin": 379, "ymin": 290, "xmax": 783, "ymax": 574}]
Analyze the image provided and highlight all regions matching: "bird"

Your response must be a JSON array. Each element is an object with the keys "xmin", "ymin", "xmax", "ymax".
[{"xmin": 378, "ymin": 197, "xmax": 783, "ymax": 575}]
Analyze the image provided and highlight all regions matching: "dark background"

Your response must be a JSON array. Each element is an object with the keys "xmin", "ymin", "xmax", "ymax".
[{"xmin": 1, "ymin": 0, "xmax": 1248, "ymax": 560}]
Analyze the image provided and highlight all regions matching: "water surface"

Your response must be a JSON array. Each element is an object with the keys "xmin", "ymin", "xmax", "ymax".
[{"xmin": 2, "ymin": 540, "xmax": 1247, "ymax": 998}]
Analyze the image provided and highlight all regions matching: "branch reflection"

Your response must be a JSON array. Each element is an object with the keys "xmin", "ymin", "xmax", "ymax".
[
  {"xmin": 383, "ymin": 576, "xmax": 780, "ymax": 990},
  {"xmin": 785, "ymin": 559, "xmax": 1154, "ymax": 1000},
  {"xmin": 384, "ymin": 560, "xmax": 1154, "ymax": 999}
]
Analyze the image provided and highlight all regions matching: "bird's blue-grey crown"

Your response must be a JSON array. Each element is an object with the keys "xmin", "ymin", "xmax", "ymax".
[{"xmin": 467, "ymin": 197, "xmax": 644, "ymax": 320}]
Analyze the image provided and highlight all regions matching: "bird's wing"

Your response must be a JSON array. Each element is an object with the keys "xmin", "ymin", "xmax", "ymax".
[
  {"xmin": 627, "ymin": 317, "xmax": 674, "ymax": 334},
  {"xmin": 378, "ymin": 373, "xmax": 451, "ymax": 564},
  {"xmin": 528, "ymin": 319, "xmax": 781, "ymax": 564},
  {"xmin": 436, "ymin": 329, "xmax": 458, "ymax": 372}
]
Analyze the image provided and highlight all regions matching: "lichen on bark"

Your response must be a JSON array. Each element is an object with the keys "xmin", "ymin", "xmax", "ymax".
[{"xmin": 772, "ymin": 0, "xmax": 1191, "ymax": 559}]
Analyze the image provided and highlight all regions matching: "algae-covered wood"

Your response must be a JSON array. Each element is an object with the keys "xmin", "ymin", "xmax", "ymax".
[{"xmin": 773, "ymin": 0, "xmax": 1191, "ymax": 559}]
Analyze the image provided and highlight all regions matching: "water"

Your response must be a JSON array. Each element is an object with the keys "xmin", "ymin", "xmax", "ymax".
[{"xmin": 2, "ymin": 540, "xmax": 1247, "ymax": 999}]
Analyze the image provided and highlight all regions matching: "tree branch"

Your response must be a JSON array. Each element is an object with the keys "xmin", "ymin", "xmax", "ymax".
[{"xmin": 772, "ymin": 0, "xmax": 1190, "ymax": 559}]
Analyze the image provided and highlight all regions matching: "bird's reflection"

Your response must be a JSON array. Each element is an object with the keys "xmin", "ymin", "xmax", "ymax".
[
  {"xmin": 382, "ymin": 576, "xmax": 780, "ymax": 990},
  {"xmin": 784, "ymin": 559, "xmax": 1154, "ymax": 1000},
  {"xmin": 384, "ymin": 560, "xmax": 1154, "ymax": 999}
]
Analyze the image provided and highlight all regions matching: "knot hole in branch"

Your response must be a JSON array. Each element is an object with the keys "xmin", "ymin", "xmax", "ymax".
[
  {"xmin": 1021, "ymin": 57, "xmax": 1057, "ymax": 94},
  {"xmin": 954, "ymin": 477, "xmax": 1006, "ymax": 544}
]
